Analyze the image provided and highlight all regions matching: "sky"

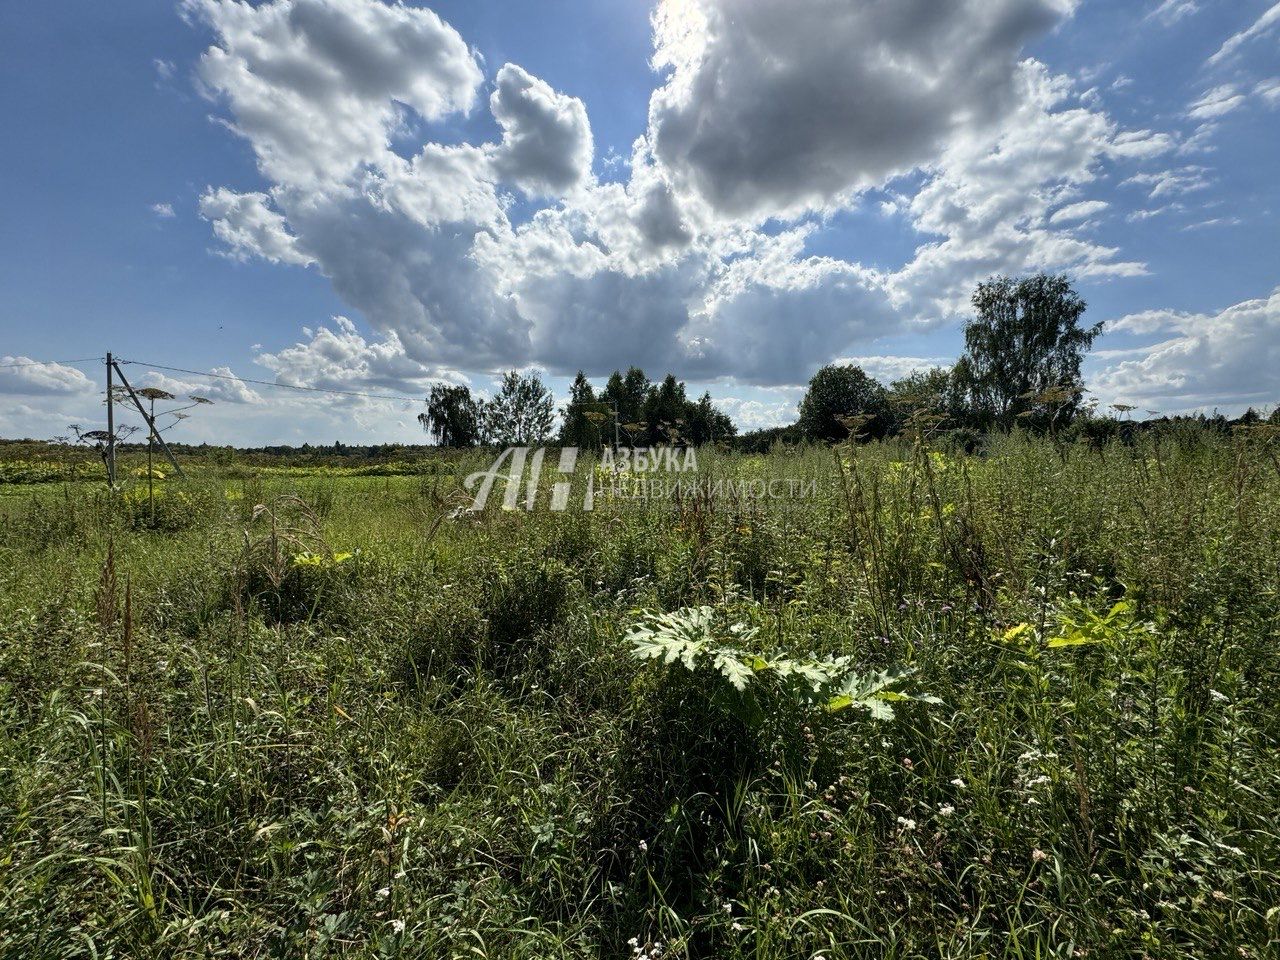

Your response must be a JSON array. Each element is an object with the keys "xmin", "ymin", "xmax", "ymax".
[{"xmin": 1, "ymin": 0, "xmax": 1278, "ymax": 445}]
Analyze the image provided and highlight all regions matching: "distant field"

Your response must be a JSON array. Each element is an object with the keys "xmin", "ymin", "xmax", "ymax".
[{"xmin": 1, "ymin": 431, "xmax": 1278, "ymax": 958}]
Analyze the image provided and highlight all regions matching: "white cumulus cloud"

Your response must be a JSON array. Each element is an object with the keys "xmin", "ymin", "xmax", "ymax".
[
  {"xmin": 1093, "ymin": 288, "xmax": 1280, "ymax": 410},
  {"xmin": 0, "ymin": 358, "xmax": 96, "ymax": 396},
  {"xmin": 182, "ymin": 0, "xmax": 1188, "ymax": 390},
  {"xmin": 255, "ymin": 316, "xmax": 463, "ymax": 393},
  {"xmin": 487, "ymin": 63, "xmax": 593, "ymax": 198},
  {"xmin": 646, "ymin": 0, "xmax": 1078, "ymax": 220},
  {"xmin": 186, "ymin": 0, "xmax": 483, "ymax": 187},
  {"xmin": 199, "ymin": 188, "xmax": 312, "ymax": 265}
]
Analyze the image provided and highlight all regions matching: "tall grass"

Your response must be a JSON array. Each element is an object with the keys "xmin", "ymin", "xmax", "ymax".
[{"xmin": 0, "ymin": 431, "xmax": 1278, "ymax": 957}]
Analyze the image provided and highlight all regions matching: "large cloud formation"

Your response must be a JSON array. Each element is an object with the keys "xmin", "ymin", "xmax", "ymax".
[
  {"xmin": 187, "ymin": 0, "xmax": 482, "ymax": 187},
  {"xmin": 0, "ymin": 358, "xmax": 95, "ymax": 396},
  {"xmin": 487, "ymin": 63, "xmax": 594, "ymax": 198},
  {"xmin": 1093, "ymin": 289, "xmax": 1280, "ymax": 411},
  {"xmin": 188, "ymin": 0, "xmax": 1180, "ymax": 388},
  {"xmin": 646, "ymin": 0, "xmax": 1075, "ymax": 219}
]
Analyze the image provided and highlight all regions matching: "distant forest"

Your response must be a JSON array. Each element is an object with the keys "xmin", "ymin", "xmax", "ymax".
[
  {"xmin": 22, "ymin": 273, "xmax": 1278, "ymax": 462},
  {"xmin": 419, "ymin": 273, "xmax": 1280, "ymax": 453}
]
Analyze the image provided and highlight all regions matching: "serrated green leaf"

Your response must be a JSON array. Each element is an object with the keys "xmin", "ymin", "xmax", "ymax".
[
  {"xmin": 1046, "ymin": 632, "xmax": 1096, "ymax": 648},
  {"xmin": 713, "ymin": 652, "xmax": 753, "ymax": 691},
  {"xmin": 1002, "ymin": 623, "xmax": 1033, "ymax": 644},
  {"xmin": 628, "ymin": 607, "xmax": 939, "ymax": 725},
  {"xmin": 863, "ymin": 699, "xmax": 895, "ymax": 721}
]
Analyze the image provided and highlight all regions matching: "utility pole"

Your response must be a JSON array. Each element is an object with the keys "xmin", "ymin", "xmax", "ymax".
[
  {"xmin": 111, "ymin": 359, "xmax": 187, "ymax": 480},
  {"xmin": 105, "ymin": 352, "xmax": 116, "ymax": 488}
]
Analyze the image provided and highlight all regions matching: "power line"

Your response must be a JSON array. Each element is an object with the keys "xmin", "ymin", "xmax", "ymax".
[
  {"xmin": 117, "ymin": 357, "xmax": 427, "ymax": 404},
  {"xmin": 0, "ymin": 356, "xmax": 103, "ymax": 369},
  {"xmin": 1, "ymin": 353, "xmax": 429, "ymax": 404}
]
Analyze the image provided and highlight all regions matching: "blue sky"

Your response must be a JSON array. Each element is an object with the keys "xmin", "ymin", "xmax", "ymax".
[{"xmin": 1, "ymin": 0, "xmax": 1278, "ymax": 444}]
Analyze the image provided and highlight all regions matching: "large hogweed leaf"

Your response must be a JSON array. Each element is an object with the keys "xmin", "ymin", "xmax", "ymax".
[
  {"xmin": 629, "ymin": 605, "xmax": 716, "ymax": 669},
  {"xmin": 824, "ymin": 664, "xmax": 942, "ymax": 720},
  {"xmin": 627, "ymin": 606, "xmax": 939, "ymax": 723}
]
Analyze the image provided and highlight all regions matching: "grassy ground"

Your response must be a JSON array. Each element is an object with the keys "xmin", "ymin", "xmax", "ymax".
[{"xmin": 1, "ymin": 430, "xmax": 1278, "ymax": 958}]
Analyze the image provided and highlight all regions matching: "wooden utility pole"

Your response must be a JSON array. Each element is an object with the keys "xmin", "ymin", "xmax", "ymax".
[
  {"xmin": 110, "ymin": 359, "xmax": 186, "ymax": 480},
  {"xmin": 105, "ymin": 352, "xmax": 116, "ymax": 488}
]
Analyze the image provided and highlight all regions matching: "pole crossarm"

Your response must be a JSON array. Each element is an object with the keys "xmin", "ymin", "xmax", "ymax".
[{"xmin": 110, "ymin": 360, "xmax": 187, "ymax": 480}]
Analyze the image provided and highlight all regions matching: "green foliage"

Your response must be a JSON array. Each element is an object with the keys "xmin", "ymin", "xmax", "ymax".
[
  {"xmin": 593, "ymin": 368, "xmax": 736, "ymax": 447},
  {"xmin": 641, "ymin": 374, "xmax": 691, "ymax": 445},
  {"xmin": 628, "ymin": 605, "xmax": 937, "ymax": 723},
  {"xmin": 886, "ymin": 366, "xmax": 960, "ymax": 429},
  {"xmin": 558, "ymin": 370, "xmax": 608, "ymax": 449},
  {"xmin": 601, "ymin": 366, "xmax": 651, "ymax": 432},
  {"xmin": 798, "ymin": 363, "xmax": 890, "ymax": 441},
  {"xmin": 999, "ymin": 599, "xmax": 1147, "ymax": 652},
  {"xmin": 952, "ymin": 272, "xmax": 1102, "ymax": 430},
  {"xmin": 0, "ymin": 458, "xmax": 92, "ymax": 484},
  {"xmin": 481, "ymin": 553, "xmax": 576, "ymax": 661},
  {"xmin": 482, "ymin": 369, "xmax": 556, "ymax": 445},
  {"xmin": 1047, "ymin": 598, "xmax": 1143, "ymax": 648},
  {"xmin": 683, "ymin": 390, "xmax": 736, "ymax": 445},
  {"xmin": 419, "ymin": 383, "xmax": 482, "ymax": 447},
  {"xmin": 1, "ymin": 431, "xmax": 1279, "ymax": 958}
]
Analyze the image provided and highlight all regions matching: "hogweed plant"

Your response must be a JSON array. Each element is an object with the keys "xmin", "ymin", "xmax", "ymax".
[
  {"xmin": 2, "ymin": 429, "xmax": 1279, "ymax": 957},
  {"xmin": 627, "ymin": 605, "xmax": 940, "ymax": 727}
]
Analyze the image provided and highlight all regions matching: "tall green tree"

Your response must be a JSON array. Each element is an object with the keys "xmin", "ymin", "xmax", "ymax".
[
  {"xmin": 601, "ymin": 367, "xmax": 651, "ymax": 445},
  {"xmin": 886, "ymin": 368, "xmax": 953, "ymax": 414},
  {"xmin": 885, "ymin": 367, "xmax": 963, "ymax": 431},
  {"xmin": 558, "ymin": 371, "xmax": 608, "ymax": 449},
  {"xmin": 419, "ymin": 384, "xmax": 481, "ymax": 447},
  {"xmin": 952, "ymin": 273, "xmax": 1101, "ymax": 430},
  {"xmin": 685, "ymin": 391, "xmax": 736, "ymax": 445},
  {"xmin": 798, "ymin": 364, "xmax": 889, "ymax": 441},
  {"xmin": 642, "ymin": 374, "xmax": 689, "ymax": 444},
  {"xmin": 482, "ymin": 370, "xmax": 555, "ymax": 446}
]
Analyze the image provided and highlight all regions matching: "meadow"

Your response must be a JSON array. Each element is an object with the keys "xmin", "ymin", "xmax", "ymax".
[{"xmin": 1, "ymin": 428, "xmax": 1278, "ymax": 958}]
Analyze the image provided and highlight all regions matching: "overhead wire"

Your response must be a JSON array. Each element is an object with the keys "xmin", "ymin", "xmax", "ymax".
[
  {"xmin": 115, "ymin": 357, "xmax": 427, "ymax": 404},
  {"xmin": 0, "ymin": 356, "xmax": 103, "ymax": 369}
]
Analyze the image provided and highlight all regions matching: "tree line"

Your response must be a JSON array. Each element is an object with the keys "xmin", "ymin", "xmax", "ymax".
[
  {"xmin": 785, "ymin": 273, "xmax": 1104, "ymax": 445},
  {"xmin": 424, "ymin": 272, "xmax": 1278, "ymax": 451},
  {"xmin": 420, "ymin": 368, "xmax": 736, "ymax": 448}
]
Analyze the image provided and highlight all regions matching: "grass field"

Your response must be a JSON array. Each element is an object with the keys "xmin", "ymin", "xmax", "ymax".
[{"xmin": 1, "ymin": 430, "xmax": 1279, "ymax": 958}]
